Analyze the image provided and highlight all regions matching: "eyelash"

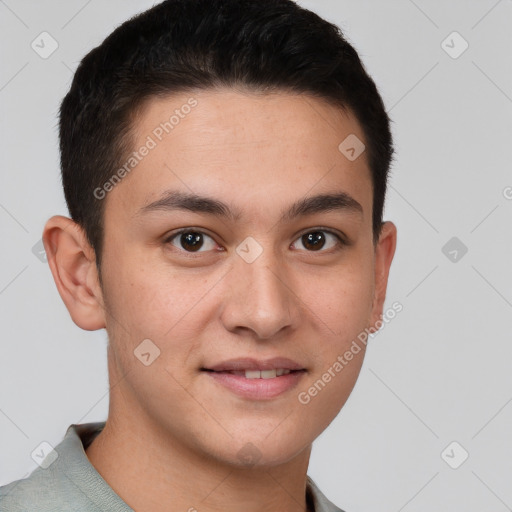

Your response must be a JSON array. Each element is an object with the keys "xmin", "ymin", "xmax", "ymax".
[{"xmin": 163, "ymin": 227, "xmax": 347, "ymax": 255}]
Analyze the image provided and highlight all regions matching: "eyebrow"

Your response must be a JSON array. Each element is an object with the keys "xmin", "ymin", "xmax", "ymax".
[{"xmin": 137, "ymin": 190, "xmax": 363, "ymax": 222}]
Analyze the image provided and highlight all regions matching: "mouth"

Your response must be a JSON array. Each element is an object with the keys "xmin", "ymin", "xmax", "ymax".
[
  {"xmin": 200, "ymin": 357, "xmax": 307, "ymax": 400},
  {"xmin": 201, "ymin": 368, "xmax": 306, "ymax": 379}
]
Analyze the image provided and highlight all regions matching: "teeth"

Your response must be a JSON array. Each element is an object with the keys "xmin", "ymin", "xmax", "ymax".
[
  {"xmin": 244, "ymin": 369, "xmax": 291, "ymax": 379},
  {"xmin": 245, "ymin": 370, "xmax": 263, "ymax": 379}
]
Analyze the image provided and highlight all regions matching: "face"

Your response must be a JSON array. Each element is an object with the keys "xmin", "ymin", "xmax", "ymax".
[{"xmin": 96, "ymin": 88, "xmax": 394, "ymax": 467}]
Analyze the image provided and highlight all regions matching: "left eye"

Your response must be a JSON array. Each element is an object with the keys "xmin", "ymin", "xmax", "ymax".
[
  {"xmin": 166, "ymin": 230, "xmax": 217, "ymax": 252},
  {"xmin": 291, "ymin": 230, "xmax": 342, "ymax": 252}
]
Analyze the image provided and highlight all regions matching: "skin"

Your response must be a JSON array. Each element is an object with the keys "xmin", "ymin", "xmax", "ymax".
[{"xmin": 43, "ymin": 88, "xmax": 396, "ymax": 512}]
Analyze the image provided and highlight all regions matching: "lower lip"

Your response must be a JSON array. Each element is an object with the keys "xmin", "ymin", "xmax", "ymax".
[{"xmin": 202, "ymin": 370, "xmax": 306, "ymax": 400}]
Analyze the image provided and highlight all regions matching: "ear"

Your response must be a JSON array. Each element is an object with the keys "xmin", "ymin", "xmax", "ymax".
[
  {"xmin": 369, "ymin": 221, "xmax": 397, "ymax": 327},
  {"xmin": 42, "ymin": 215, "xmax": 106, "ymax": 331}
]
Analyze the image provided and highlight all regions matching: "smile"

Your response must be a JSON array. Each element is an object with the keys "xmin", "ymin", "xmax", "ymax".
[{"xmin": 201, "ymin": 369, "xmax": 306, "ymax": 399}]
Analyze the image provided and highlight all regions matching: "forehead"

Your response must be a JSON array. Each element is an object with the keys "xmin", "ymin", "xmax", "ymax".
[{"xmin": 108, "ymin": 88, "xmax": 372, "ymax": 222}]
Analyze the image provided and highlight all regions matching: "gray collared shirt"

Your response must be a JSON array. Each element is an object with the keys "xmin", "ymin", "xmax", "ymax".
[{"xmin": 0, "ymin": 422, "xmax": 345, "ymax": 512}]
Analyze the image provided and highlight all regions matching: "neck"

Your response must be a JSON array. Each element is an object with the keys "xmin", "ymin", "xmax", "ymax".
[{"xmin": 85, "ymin": 387, "xmax": 313, "ymax": 512}]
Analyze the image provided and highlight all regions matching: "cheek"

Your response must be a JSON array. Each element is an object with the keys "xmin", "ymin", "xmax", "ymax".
[
  {"xmin": 294, "ymin": 340, "xmax": 366, "ymax": 443},
  {"xmin": 297, "ymin": 279, "xmax": 372, "ymax": 431},
  {"xmin": 300, "ymin": 253, "xmax": 374, "ymax": 412},
  {"xmin": 311, "ymin": 257, "xmax": 375, "ymax": 332},
  {"xmin": 101, "ymin": 252, "xmax": 221, "ymax": 357}
]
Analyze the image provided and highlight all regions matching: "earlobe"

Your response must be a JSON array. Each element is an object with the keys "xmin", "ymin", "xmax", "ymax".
[
  {"xmin": 370, "ymin": 221, "xmax": 397, "ymax": 327},
  {"xmin": 42, "ymin": 215, "xmax": 106, "ymax": 331}
]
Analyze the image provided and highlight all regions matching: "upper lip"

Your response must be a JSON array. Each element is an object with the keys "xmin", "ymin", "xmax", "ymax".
[{"xmin": 202, "ymin": 357, "xmax": 306, "ymax": 372}]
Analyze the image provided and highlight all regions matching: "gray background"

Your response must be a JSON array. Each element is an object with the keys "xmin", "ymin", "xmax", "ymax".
[{"xmin": 1, "ymin": 1, "xmax": 511, "ymax": 510}]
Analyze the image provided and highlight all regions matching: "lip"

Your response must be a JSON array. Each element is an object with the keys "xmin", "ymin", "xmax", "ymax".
[
  {"xmin": 202, "ymin": 357, "xmax": 305, "ymax": 372},
  {"xmin": 201, "ymin": 357, "xmax": 307, "ymax": 400},
  {"xmin": 202, "ymin": 369, "xmax": 306, "ymax": 400}
]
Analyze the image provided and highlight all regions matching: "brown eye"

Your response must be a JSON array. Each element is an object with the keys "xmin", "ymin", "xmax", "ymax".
[
  {"xmin": 291, "ymin": 230, "xmax": 342, "ymax": 252},
  {"xmin": 180, "ymin": 232, "xmax": 203, "ymax": 251},
  {"xmin": 167, "ymin": 230, "xmax": 217, "ymax": 253},
  {"xmin": 301, "ymin": 231, "xmax": 326, "ymax": 251}
]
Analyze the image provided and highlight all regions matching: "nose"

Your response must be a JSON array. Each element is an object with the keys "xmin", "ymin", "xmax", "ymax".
[{"xmin": 220, "ymin": 245, "xmax": 300, "ymax": 340}]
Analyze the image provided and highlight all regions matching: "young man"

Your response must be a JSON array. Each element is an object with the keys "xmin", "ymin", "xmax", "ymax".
[{"xmin": 0, "ymin": 0, "xmax": 396, "ymax": 510}]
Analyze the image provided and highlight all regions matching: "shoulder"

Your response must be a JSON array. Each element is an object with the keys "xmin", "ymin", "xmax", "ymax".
[
  {"xmin": 0, "ymin": 464, "xmax": 101, "ymax": 512},
  {"xmin": 0, "ymin": 422, "xmax": 109, "ymax": 512}
]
